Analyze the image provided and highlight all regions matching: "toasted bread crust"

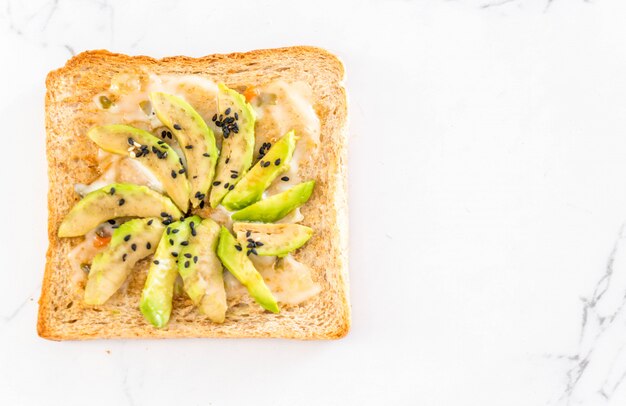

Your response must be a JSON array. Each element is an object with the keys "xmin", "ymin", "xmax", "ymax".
[{"xmin": 39, "ymin": 47, "xmax": 350, "ymax": 340}]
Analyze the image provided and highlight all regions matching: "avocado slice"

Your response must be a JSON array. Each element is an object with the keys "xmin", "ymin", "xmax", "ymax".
[
  {"xmin": 230, "ymin": 181, "xmax": 315, "ymax": 223},
  {"xmin": 178, "ymin": 218, "xmax": 227, "ymax": 323},
  {"xmin": 221, "ymin": 130, "xmax": 296, "ymax": 211},
  {"xmin": 139, "ymin": 216, "xmax": 199, "ymax": 328},
  {"xmin": 84, "ymin": 218, "xmax": 164, "ymax": 305},
  {"xmin": 150, "ymin": 92, "xmax": 218, "ymax": 208},
  {"xmin": 58, "ymin": 183, "xmax": 182, "ymax": 237},
  {"xmin": 209, "ymin": 84, "xmax": 256, "ymax": 208},
  {"xmin": 232, "ymin": 222, "xmax": 313, "ymax": 257},
  {"xmin": 217, "ymin": 226, "xmax": 279, "ymax": 313},
  {"xmin": 88, "ymin": 124, "xmax": 190, "ymax": 212}
]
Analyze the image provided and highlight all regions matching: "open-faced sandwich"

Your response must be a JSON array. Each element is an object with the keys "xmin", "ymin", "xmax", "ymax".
[{"xmin": 38, "ymin": 47, "xmax": 349, "ymax": 340}]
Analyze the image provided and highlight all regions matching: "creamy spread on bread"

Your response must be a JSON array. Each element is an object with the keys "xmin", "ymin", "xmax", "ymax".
[
  {"xmin": 72, "ymin": 74, "xmax": 321, "ymax": 306},
  {"xmin": 224, "ymin": 254, "xmax": 319, "ymax": 305}
]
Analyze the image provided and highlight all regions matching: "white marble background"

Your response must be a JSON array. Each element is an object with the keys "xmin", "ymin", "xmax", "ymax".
[{"xmin": 1, "ymin": 0, "xmax": 626, "ymax": 405}]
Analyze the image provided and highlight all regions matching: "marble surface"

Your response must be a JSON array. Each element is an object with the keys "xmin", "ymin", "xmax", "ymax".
[{"xmin": 2, "ymin": 0, "xmax": 626, "ymax": 404}]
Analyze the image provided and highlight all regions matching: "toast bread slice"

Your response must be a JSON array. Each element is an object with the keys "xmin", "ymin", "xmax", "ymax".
[{"xmin": 38, "ymin": 47, "xmax": 350, "ymax": 340}]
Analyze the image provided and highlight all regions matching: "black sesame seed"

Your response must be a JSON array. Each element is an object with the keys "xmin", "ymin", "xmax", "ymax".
[
  {"xmin": 157, "ymin": 140, "xmax": 165, "ymax": 145},
  {"xmin": 181, "ymin": 241, "xmax": 189, "ymax": 246},
  {"xmin": 213, "ymin": 181, "xmax": 221, "ymax": 186},
  {"xmin": 274, "ymin": 159, "xmax": 281, "ymax": 166},
  {"xmin": 185, "ymin": 145, "xmax": 193, "ymax": 149},
  {"xmin": 172, "ymin": 252, "xmax": 178, "ymax": 257},
  {"xmin": 109, "ymin": 187, "xmax": 116, "ymax": 195},
  {"xmin": 251, "ymin": 248, "xmax": 258, "ymax": 255},
  {"xmin": 146, "ymin": 242, "xmax": 152, "ymax": 249},
  {"xmin": 147, "ymin": 219, "xmax": 154, "ymax": 225},
  {"xmin": 234, "ymin": 112, "xmax": 239, "ymax": 120},
  {"xmin": 122, "ymin": 253, "xmax": 127, "ymax": 262},
  {"xmin": 193, "ymin": 256, "xmax": 198, "ymax": 263},
  {"xmin": 199, "ymin": 200, "xmax": 205, "ymax": 209},
  {"xmin": 191, "ymin": 228, "xmax": 197, "ymax": 237},
  {"xmin": 225, "ymin": 157, "xmax": 230, "ymax": 164},
  {"xmin": 212, "ymin": 114, "xmax": 217, "ymax": 122},
  {"xmin": 169, "ymin": 239, "xmax": 174, "ymax": 245},
  {"xmin": 107, "ymin": 219, "xmax": 116, "ymax": 225},
  {"xmin": 281, "ymin": 176, "xmax": 290, "ymax": 181},
  {"xmin": 152, "ymin": 146, "xmax": 158, "ymax": 153},
  {"xmin": 127, "ymin": 137, "xmax": 134, "ymax": 145},
  {"xmin": 203, "ymin": 153, "xmax": 210, "ymax": 157},
  {"xmin": 223, "ymin": 128, "xmax": 230, "ymax": 137},
  {"xmin": 224, "ymin": 183, "xmax": 230, "ymax": 189},
  {"xmin": 162, "ymin": 219, "xmax": 173, "ymax": 225},
  {"xmin": 153, "ymin": 260, "xmax": 159, "ymax": 265},
  {"xmin": 124, "ymin": 235, "xmax": 131, "ymax": 242},
  {"xmin": 184, "ymin": 253, "xmax": 192, "ymax": 258},
  {"xmin": 225, "ymin": 108, "xmax": 231, "ymax": 115},
  {"xmin": 131, "ymin": 243, "xmax": 137, "ymax": 251},
  {"xmin": 231, "ymin": 174, "xmax": 238, "ymax": 179},
  {"xmin": 247, "ymin": 238, "xmax": 254, "ymax": 243},
  {"xmin": 246, "ymin": 231, "xmax": 251, "ymax": 237},
  {"xmin": 247, "ymin": 242, "xmax": 255, "ymax": 248},
  {"xmin": 184, "ymin": 261, "xmax": 190, "ymax": 268},
  {"xmin": 167, "ymin": 131, "xmax": 172, "ymax": 139},
  {"xmin": 215, "ymin": 120, "xmax": 222, "ymax": 127},
  {"xmin": 161, "ymin": 130, "xmax": 167, "ymax": 138},
  {"xmin": 263, "ymin": 161, "xmax": 271, "ymax": 168},
  {"xmin": 172, "ymin": 229, "xmax": 179, "ymax": 234},
  {"xmin": 235, "ymin": 244, "xmax": 242, "ymax": 251},
  {"xmin": 171, "ymin": 170, "xmax": 177, "ymax": 179},
  {"xmin": 161, "ymin": 212, "xmax": 169, "ymax": 217},
  {"xmin": 173, "ymin": 124, "xmax": 181, "ymax": 130},
  {"xmin": 246, "ymin": 249, "xmax": 252, "ymax": 256},
  {"xmin": 256, "ymin": 241, "xmax": 264, "ymax": 247},
  {"xmin": 179, "ymin": 168, "xmax": 186, "ymax": 174},
  {"xmin": 189, "ymin": 221, "xmax": 195, "ymax": 229},
  {"xmin": 229, "ymin": 184, "xmax": 234, "ymax": 190},
  {"xmin": 167, "ymin": 227, "xmax": 171, "ymax": 235},
  {"xmin": 219, "ymin": 114, "xmax": 223, "ymax": 121}
]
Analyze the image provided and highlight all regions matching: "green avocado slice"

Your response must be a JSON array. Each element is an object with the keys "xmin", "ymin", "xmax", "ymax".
[
  {"xmin": 84, "ymin": 218, "xmax": 164, "ymax": 305},
  {"xmin": 230, "ymin": 181, "xmax": 315, "ymax": 223},
  {"xmin": 209, "ymin": 84, "xmax": 256, "ymax": 208},
  {"xmin": 150, "ymin": 92, "xmax": 218, "ymax": 208},
  {"xmin": 217, "ymin": 227, "xmax": 279, "ymax": 313},
  {"xmin": 88, "ymin": 124, "xmax": 190, "ymax": 212},
  {"xmin": 221, "ymin": 130, "xmax": 296, "ymax": 211},
  {"xmin": 232, "ymin": 222, "xmax": 313, "ymax": 257},
  {"xmin": 139, "ymin": 216, "xmax": 199, "ymax": 328},
  {"xmin": 178, "ymin": 218, "xmax": 227, "ymax": 323},
  {"xmin": 58, "ymin": 183, "xmax": 182, "ymax": 237}
]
